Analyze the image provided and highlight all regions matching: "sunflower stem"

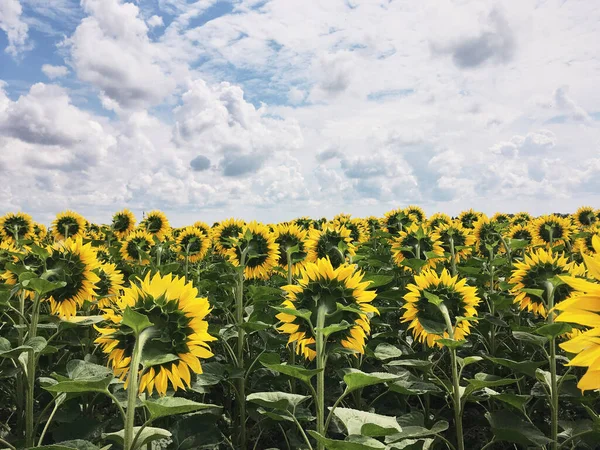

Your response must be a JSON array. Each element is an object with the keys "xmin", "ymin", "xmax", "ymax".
[
  {"xmin": 236, "ymin": 247, "xmax": 249, "ymax": 450},
  {"xmin": 25, "ymin": 292, "xmax": 41, "ymax": 448},
  {"xmin": 488, "ymin": 250, "xmax": 497, "ymax": 357},
  {"xmin": 286, "ymin": 249, "xmax": 297, "ymax": 393},
  {"xmin": 315, "ymin": 303, "xmax": 327, "ymax": 450},
  {"xmin": 449, "ymin": 235, "xmax": 457, "ymax": 277},
  {"xmin": 544, "ymin": 281, "xmax": 559, "ymax": 450}
]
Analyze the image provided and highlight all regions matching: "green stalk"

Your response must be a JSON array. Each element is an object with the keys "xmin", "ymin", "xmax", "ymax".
[
  {"xmin": 315, "ymin": 304, "xmax": 327, "ymax": 450},
  {"xmin": 123, "ymin": 328, "xmax": 153, "ymax": 450},
  {"xmin": 236, "ymin": 248, "xmax": 249, "ymax": 450},
  {"xmin": 544, "ymin": 282, "xmax": 558, "ymax": 450},
  {"xmin": 449, "ymin": 235, "xmax": 457, "ymax": 277},
  {"xmin": 25, "ymin": 293, "xmax": 41, "ymax": 448},
  {"xmin": 488, "ymin": 250, "xmax": 496, "ymax": 356},
  {"xmin": 286, "ymin": 249, "xmax": 297, "ymax": 392}
]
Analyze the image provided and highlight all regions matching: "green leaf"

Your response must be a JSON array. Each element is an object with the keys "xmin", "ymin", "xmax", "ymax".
[
  {"xmin": 459, "ymin": 356, "xmax": 483, "ymax": 368},
  {"xmin": 247, "ymin": 391, "xmax": 310, "ymax": 411},
  {"xmin": 58, "ymin": 316, "xmax": 105, "ymax": 331},
  {"xmin": 262, "ymin": 362, "xmax": 323, "ymax": 384},
  {"xmin": 520, "ymin": 288, "xmax": 545, "ymax": 300},
  {"xmin": 104, "ymin": 427, "xmax": 171, "ymax": 450},
  {"xmin": 362, "ymin": 275, "xmax": 394, "ymax": 289},
  {"xmin": 436, "ymin": 338, "xmax": 466, "ymax": 349},
  {"xmin": 385, "ymin": 415, "xmax": 449, "ymax": 443},
  {"xmin": 143, "ymin": 397, "xmax": 218, "ymax": 420},
  {"xmin": 423, "ymin": 291, "xmax": 442, "ymax": 306},
  {"xmin": 45, "ymin": 360, "xmax": 114, "ymax": 394},
  {"xmin": 417, "ymin": 318, "xmax": 447, "ymax": 335},
  {"xmin": 463, "ymin": 373, "xmax": 518, "ymax": 399},
  {"xmin": 400, "ymin": 258, "xmax": 427, "ymax": 272},
  {"xmin": 308, "ymin": 431, "xmax": 386, "ymax": 450},
  {"xmin": 142, "ymin": 349, "xmax": 179, "ymax": 368},
  {"xmin": 332, "ymin": 407, "xmax": 402, "ymax": 437},
  {"xmin": 343, "ymin": 369, "xmax": 402, "ymax": 393},
  {"xmin": 321, "ymin": 321, "xmax": 352, "ymax": 337},
  {"xmin": 485, "ymin": 356, "xmax": 545, "ymax": 378},
  {"xmin": 535, "ymin": 323, "xmax": 572, "ymax": 339},
  {"xmin": 486, "ymin": 410, "xmax": 553, "ymax": 446},
  {"xmin": 271, "ymin": 307, "xmax": 313, "ymax": 322},
  {"xmin": 0, "ymin": 337, "xmax": 46, "ymax": 359},
  {"xmin": 21, "ymin": 278, "xmax": 67, "ymax": 296},
  {"xmin": 121, "ymin": 307, "xmax": 153, "ymax": 336},
  {"xmin": 373, "ymin": 343, "xmax": 403, "ymax": 361},
  {"xmin": 513, "ymin": 331, "xmax": 547, "ymax": 347},
  {"xmin": 385, "ymin": 359, "xmax": 432, "ymax": 371},
  {"xmin": 27, "ymin": 439, "xmax": 106, "ymax": 450},
  {"xmin": 485, "ymin": 389, "xmax": 530, "ymax": 411}
]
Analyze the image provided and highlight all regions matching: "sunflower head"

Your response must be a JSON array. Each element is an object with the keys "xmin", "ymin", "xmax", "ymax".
[
  {"xmin": 120, "ymin": 230, "xmax": 155, "ymax": 265},
  {"xmin": 276, "ymin": 258, "xmax": 378, "ymax": 360},
  {"xmin": 193, "ymin": 221, "xmax": 211, "ymax": 237},
  {"xmin": 112, "ymin": 209, "xmax": 137, "ymax": 239},
  {"xmin": 211, "ymin": 218, "xmax": 246, "ymax": 256},
  {"xmin": 335, "ymin": 218, "xmax": 369, "ymax": 244},
  {"xmin": 0, "ymin": 212, "xmax": 34, "ymax": 243},
  {"xmin": 95, "ymin": 272, "xmax": 216, "ymax": 396},
  {"xmin": 573, "ymin": 206, "xmax": 598, "ymax": 229},
  {"xmin": 391, "ymin": 223, "xmax": 444, "ymax": 271},
  {"xmin": 436, "ymin": 222, "xmax": 475, "ymax": 262},
  {"xmin": 402, "ymin": 268, "xmax": 480, "ymax": 347},
  {"xmin": 573, "ymin": 228, "xmax": 600, "ymax": 256},
  {"xmin": 305, "ymin": 223, "xmax": 356, "ymax": 268},
  {"xmin": 428, "ymin": 213, "xmax": 452, "ymax": 230},
  {"xmin": 507, "ymin": 223, "xmax": 533, "ymax": 245},
  {"xmin": 273, "ymin": 223, "xmax": 308, "ymax": 276},
  {"xmin": 529, "ymin": 215, "xmax": 573, "ymax": 248},
  {"xmin": 175, "ymin": 227, "xmax": 211, "ymax": 263},
  {"xmin": 381, "ymin": 209, "xmax": 416, "ymax": 234},
  {"xmin": 473, "ymin": 217, "xmax": 504, "ymax": 257},
  {"xmin": 490, "ymin": 213, "xmax": 511, "ymax": 229},
  {"xmin": 365, "ymin": 216, "xmax": 381, "ymax": 233},
  {"xmin": 333, "ymin": 213, "xmax": 352, "ymax": 224},
  {"xmin": 95, "ymin": 263, "xmax": 125, "ymax": 309},
  {"xmin": 458, "ymin": 209, "xmax": 485, "ymax": 229},
  {"xmin": 33, "ymin": 223, "xmax": 48, "ymax": 242},
  {"xmin": 44, "ymin": 238, "xmax": 100, "ymax": 318},
  {"xmin": 52, "ymin": 211, "xmax": 87, "ymax": 241},
  {"xmin": 226, "ymin": 222, "xmax": 280, "ymax": 280},
  {"xmin": 404, "ymin": 206, "xmax": 426, "ymax": 223},
  {"xmin": 293, "ymin": 217, "xmax": 316, "ymax": 231},
  {"xmin": 140, "ymin": 211, "xmax": 170, "ymax": 241},
  {"xmin": 511, "ymin": 212, "xmax": 532, "ymax": 226}
]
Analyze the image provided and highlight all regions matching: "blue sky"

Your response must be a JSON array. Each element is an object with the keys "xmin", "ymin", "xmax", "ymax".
[{"xmin": 1, "ymin": 0, "xmax": 599, "ymax": 226}]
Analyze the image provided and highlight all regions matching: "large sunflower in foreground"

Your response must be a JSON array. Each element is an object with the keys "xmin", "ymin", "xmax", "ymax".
[
  {"xmin": 175, "ymin": 227, "xmax": 210, "ymax": 263},
  {"xmin": 529, "ymin": 215, "xmax": 573, "ymax": 248},
  {"xmin": 573, "ymin": 206, "xmax": 598, "ymax": 229},
  {"xmin": 391, "ymin": 223, "xmax": 444, "ymax": 271},
  {"xmin": 95, "ymin": 263, "xmax": 125, "ymax": 309},
  {"xmin": 402, "ymin": 268, "xmax": 480, "ymax": 348},
  {"xmin": 112, "ymin": 209, "xmax": 137, "ymax": 239},
  {"xmin": 555, "ymin": 244, "xmax": 600, "ymax": 391},
  {"xmin": 44, "ymin": 238, "xmax": 100, "ymax": 318},
  {"xmin": 120, "ymin": 230, "xmax": 155, "ymax": 265},
  {"xmin": 226, "ymin": 222, "xmax": 280, "ymax": 279},
  {"xmin": 273, "ymin": 223, "xmax": 308, "ymax": 276},
  {"xmin": 509, "ymin": 248, "xmax": 578, "ymax": 318},
  {"xmin": 211, "ymin": 218, "xmax": 245, "ymax": 256},
  {"xmin": 436, "ymin": 222, "xmax": 475, "ymax": 262},
  {"xmin": 305, "ymin": 223, "xmax": 356, "ymax": 268},
  {"xmin": 140, "ymin": 210, "xmax": 170, "ymax": 241},
  {"xmin": 95, "ymin": 272, "xmax": 216, "ymax": 396},
  {"xmin": 0, "ymin": 212, "xmax": 34, "ymax": 243},
  {"xmin": 52, "ymin": 210, "xmax": 87, "ymax": 241},
  {"xmin": 458, "ymin": 209, "xmax": 485, "ymax": 230},
  {"xmin": 276, "ymin": 258, "xmax": 378, "ymax": 360}
]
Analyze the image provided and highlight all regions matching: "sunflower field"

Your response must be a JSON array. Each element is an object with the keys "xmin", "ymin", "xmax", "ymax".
[{"xmin": 1, "ymin": 207, "xmax": 600, "ymax": 450}]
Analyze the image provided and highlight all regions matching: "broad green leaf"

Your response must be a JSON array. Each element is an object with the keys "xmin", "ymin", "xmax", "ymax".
[
  {"xmin": 535, "ymin": 323, "xmax": 572, "ymax": 339},
  {"xmin": 520, "ymin": 288, "xmax": 545, "ymax": 300},
  {"xmin": 436, "ymin": 338, "xmax": 466, "ymax": 349},
  {"xmin": 486, "ymin": 410, "xmax": 553, "ymax": 446},
  {"xmin": 343, "ymin": 369, "xmax": 402, "ymax": 393},
  {"xmin": 0, "ymin": 337, "xmax": 46, "ymax": 359},
  {"xmin": 385, "ymin": 359, "xmax": 432, "ymax": 371},
  {"xmin": 247, "ymin": 391, "xmax": 310, "ymax": 411},
  {"xmin": 257, "ymin": 407, "xmax": 294, "ymax": 422},
  {"xmin": 121, "ymin": 307, "xmax": 153, "ymax": 335},
  {"xmin": 271, "ymin": 307, "xmax": 313, "ymax": 322},
  {"xmin": 459, "ymin": 356, "xmax": 482, "ymax": 368},
  {"xmin": 321, "ymin": 321, "xmax": 352, "ymax": 337},
  {"xmin": 27, "ymin": 439, "xmax": 106, "ymax": 450},
  {"xmin": 262, "ymin": 362, "xmax": 323, "ymax": 384},
  {"xmin": 308, "ymin": 431, "xmax": 386, "ymax": 450},
  {"xmin": 385, "ymin": 418, "xmax": 448, "ymax": 443},
  {"xmin": 486, "ymin": 356, "xmax": 545, "ymax": 378},
  {"xmin": 373, "ymin": 343, "xmax": 403, "ymax": 361},
  {"xmin": 58, "ymin": 316, "xmax": 105, "ymax": 330},
  {"xmin": 423, "ymin": 291, "xmax": 442, "ymax": 306},
  {"xmin": 143, "ymin": 397, "xmax": 218, "ymax": 420},
  {"xmin": 513, "ymin": 331, "xmax": 547, "ymax": 346},
  {"xmin": 332, "ymin": 408, "xmax": 401, "ymax": 437},
  {"xmin": 21, "ymin": 278, "xmax": 67, "ymax": 296},
  {"xmin": 484, "ymin": 389, "xmax": 530, "ymax": 411},
  {"xmin": 45, "ymin": 360, "xmax": 114, "ymax": 394},
  {"xmin": 142, "ymin": 349, "xmax": 179, "ymax": 368},
  {"xmin": 389, "ymin": 380, "xmax": 442, "ymax": 395},
  {"xmin": 463, "ymin": 373, "xmax": 518, "ymax": 399},
  {"xmin": 362, "ymin": 275, "xmax": 394, "ymax": 289},
  {"xmin": 104, "ymin": 427, "xmax": 171, "ymax": 450}
]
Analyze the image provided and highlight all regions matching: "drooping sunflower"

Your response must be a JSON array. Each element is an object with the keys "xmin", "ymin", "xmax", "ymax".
[
  {"xmin": 52, "ymin": 210, "xmax": 87, "ymax": 241},
  {"xmin": 428, "ymin": 213, "xmax": 452, "ymax": 230},
  {"xmin": 529, "ymin": 215, "xmax": 573, "ymax": 248},
  {"xmin": 509, "ymin": 248, "xmax": 577, "ymax": 318},
  {"xmin": 402, "ymin": 268, "xmax": 480, "ymax": 347},
  {"xmin": 506, "ymin": 223, "xmax": 533, "ymax": 245},
  {"xmin": 225, "ymin": 222, "xmax": 280, "ymax": 280},
  {"xmin": 436, "ymin": 222, "xmax": 475, "ymax": 262},
  {"xmin": 273, "ymin": 223, "xmax": 308, "ymax": 276},
  {"xmin": 44, "ymin": 238, "xmax": 100, "ymax": 318},
  {"xmin": 211, "ymin": 218, "xmax": 245, "ymax": 256},
  {"xmin": 391, "ymin": 223, "xmax": 444, "ymax": 271},
  {"xmin": 276, "ymin": 258, "xmax": 378, "ymax": 360},
  {"xmin": 193, "ymin": 221, "xmax": 211, "ymax": 237},
  {"xmin": 95, "ymin": 272, "xmax": 216, "ymax": 396},
  {"xmin": 573, "ymin": 227, "xmax": 600, "ymax": 256},
  {"xmin": 554, "ymin": 246, "xmax": 600, "ymax": 391},
  {"xmin": 112, "ymin": 209, "xmax": 137, "ymax": 239},
  {"xmin": 381, "ymin": 208, "xmax": 416, "ymax": 234},
  {"xmin": 120, "ymin": 230, "xmax": 155, "ymax": 265},
  {"xmin": 305, "ymin": 223, "xmax": 356, "ymax": 268},
  {"xmin": 404, "ymin": 205, "xmax": 426, "ymax": 223},
  {"xmin": 95, "ymin": 263, "xmax": 125, "ymax": 309},
  {"xmin": 458, "ymin": 209, "xmax": 485, "ymax": 230},
  {"xmin": 573, "ymin": 206, "xmax": 598, "ymax": 229},
  {"xmin": 175, "ymin": 227, "xmax": 210, "ymax": 263},
  {"xmin": 473, "ymin": 217, "xmax": 504, "ymax": 257},
  {"xmin": 140, "ymin": 210, "xmax": 170, "ymax": 241},
  {"xmin": 511, "ymin": 212, "xmax": 532, "ymax": 226},
  {"xmin": 0, "ymin": 212, "xmax": 34, "ymax": 243}
]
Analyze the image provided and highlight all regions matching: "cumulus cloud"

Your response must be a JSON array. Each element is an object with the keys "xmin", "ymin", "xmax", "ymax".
[
  {"xmin": 190, "ymin": 154, "xmax": 211, "ymax": 171},
  {"xmin": 41, "ymin": 64, "xmax": 69, "ymax": 79},
  {"xmin": 0, "ymin": 0, "xmax": 30, "ymax": 56},
  {"xmin": 553, "ymin": 86, "xmax": 590, "ymax": 122}
]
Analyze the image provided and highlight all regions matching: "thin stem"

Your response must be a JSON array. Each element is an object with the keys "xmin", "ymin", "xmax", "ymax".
[
  {"xmin": 25, "ymin": 293, "xmax": 41, "ymax": 448},
  {"xmin": 291, "ymin": 412, "xmax": 314, "ymax": 450},
  {"xmin": 236, "ymin": 248, "xmax": 249, "ymax": 450},
  {"xmin": 131, "ymin": 418, "xmax": 152, "ymax": 450},
  {"xmin": 0, "ymin": 438, "xmax": 16, "ymax": 450},
  {"xmin": 449, "ymin": 235, "xmax": 457, "ymax": 277},
  {"xmin": 324, "ymin": 390, "xmax": 348, "ymax": 434},
  {"xmin": 545, "ymin": 281, "xmax": 558, "ymax": 450},
  {"xmin": 105, "ymin": 391, "xmax": 127, "ymax": 422},
  {"xmin": 286, "ymin": 249, "xmax": 297, "ymax": 393},
  {"xmin": 37, "ymin": 394, "xmax": 64, "ymax": 446},
  {"xmin": 315, "ymin": 304, "xmax": 327, "ymax": 449}
]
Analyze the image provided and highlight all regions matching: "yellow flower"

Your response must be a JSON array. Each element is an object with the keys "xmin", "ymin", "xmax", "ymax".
[
  {"xmin": 175, "ymin": 227, "xmax": 211, "ymax": 263},
  {"xmin": 273, "ymin": 223, "xmax": 308, "ymax": 276},
  {"xmin": 391, "ymin": 223, "xmax": 444, "ymax": 271},
  {"xmin": 473, "ymin": 217, "xmax": 504, "ymax": 257},
  {"xmin": 95, "ymin": 272, "xmax": 216, "ymax": 396},
  {"xmin": 112, "ymin": 209, "xmax": 137, "ymax": 239},
  {"xmin": 381, "ymin": 208, "xmax": 416, "ymax": 234},
  {"xmin": 193, "ymin": 221, "xmax": 211, "ymax": 237},
  {"xmin": 293, "ymin": 217, "xmax": 316, "ymax": 231},
  {"xmin": 490, "ymin": 212, "xmax": 511, "ymax": 228},
  {"xmin": 458, "ymin": 209, "xmax": 485, "ymax": 230},
  {"xmin": 276, "ymin": 258, "xmax": 378, "ymax": 360},
  {"xmin": 225, "ymin": 222, "xmax": 280, "ymax": 280},
  {"xmin": 506, "ymin": 223, "xmax": 533, "ymax": 245},
  {"xmin": 0, "ymin": 212, "xmax": 34, "ymax": 243},
  {"xmin": 52, "ymin": 210, "xmax": 87, "ymax": 241},
  {"xmin": 211, "ymin": 218, "xmax": 245, "ymax": 256},
  {"xmin": 402, "ymin": 268, "xmax": 480, "ymax": 348},
  {"xmin": 511, "ymin": 212, "xmax": 532, "ymax": 226},
  {"xmin": 120, "ymin": 230, "xmax": 155, "ymax": 265},
  {"xmin": 140, "ymin": 210, "xmax": 170, "ymax": 241},
  {"xmin": 33, "ymin": 223, "xmax": 48, "ymax": 242},
  {"xmin": 529, "ymin": 215, "xmax": 573, "ymax": 248},
  {"xmin": 95, "ymin": 263, "xmax": 125, "ymax": 309},
  {"xmin": 555, "ymin": 243, "xmax": 600, "ymax": 391},
  {"xmin": 404, "ymin": 206, "xmax": 426, "ymax": 223},
  {"xmin": 428, "ymin": 213, "xmax": 452, "ymax": 230},
  {"xmin": 573, "ymin": 226, "xmax": 600, "ymax": 256},
  {"xmin": 436, "ymin": 222, "xmax": 475, "ymax": 263},
  {"xmin": 573, "ymin": 206, "xmax": 598, "ymax": 229},
  {"xmin": 334, "ymin": 218, "xmax": 370, "ymax": 244},
  {"xmin": 305, "ymin": 223, "xmax": 356, "ymax": 268}
]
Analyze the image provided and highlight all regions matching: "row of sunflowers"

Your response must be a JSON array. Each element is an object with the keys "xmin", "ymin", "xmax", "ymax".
[{"xmin": 0, "ymin": 206, "xmax": 599, "ymax": 450}]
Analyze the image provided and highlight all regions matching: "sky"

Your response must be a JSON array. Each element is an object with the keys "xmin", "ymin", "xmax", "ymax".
[{"xmin": 0, "ymin": 0, "xmax": 599, "ymax": 227}]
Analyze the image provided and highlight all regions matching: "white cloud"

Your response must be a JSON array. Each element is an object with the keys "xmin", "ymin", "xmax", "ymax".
[
  {"xmin": 147, "ymin": 15, "xmax": 164, "ymax": 28},
  {"xmin": 0, "ymin": 0, "xmax": 30, "ymax": 57},
  {"xmin": 41, "ymin": 64, "xmax": 69, "ymax": 79}
]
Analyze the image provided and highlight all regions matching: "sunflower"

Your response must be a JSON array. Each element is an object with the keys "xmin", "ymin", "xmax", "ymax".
[
  {"xmin": 95, "ymin": 263, "xmax": 125, "ymax": 309},
  {"xmin": 120, "ymin": 230, "xmax": 155, "ymax": 265},
  {"xmin": 404, "ymin": 205, "xmax": 426, "ymax": 223},
  {"xmin": 0, "ymin": 212, "xmax": 34, "ymax": 243},
  {"xmin": 458, "ymin": 209, "xmax": 485, "ymax": 230},
  {"xmin": 95, "ymin": 272, "xmax": 216, "ymax": 396},
  {"xmin": 436, "ymin": 222, "xmax": 475, "ymax": 262},
  {"xmin": 529, "ymin": 215, "xmax": 573, "ymax": 248},
  {"xmin": 86, "ymin": 223, "xmax": 105, "ymax": 241},
  {"xmin": 554, "ymin": 246, "xmax": 600, "ymax": 391},
  {"xmin": 273, "ymin": 223, "xmax": 308, "ymax": 276},
  {"xmin": 428, "ymin": 213, "xmax": 452, "ymax": 230},
  {"xmin": 391, "ymin": 223, "xmax": 444, "ymax": 271},
  {"xmin": 33, "ymin": 223, "xmax": 48, "ymax": 242},
  {"xmin": 305, "ymin": 223, "xmax": 356, "ymax": 268},
  {"xmin": 193, "ymin": 221, "xmax": 211, "ymax": 237},
  {"xmin": 225, "ymin": 222, "xmax": 280, "ymax": 280},
  {"xmin": 573, "ymin": 206, "xmax": 598, "ymax": 229},
  {"xmin": 511, "ymin": 212, "xmax": 532, "ymax": 226},
  {"xmin": 52, "ymin": 210, "xmax": 87, "ymax": 241},
  {"xmin": 175, "ymin": 227, "xmax": 210, "ymax": 263},
  {"xmin": 333, "ymin": 213, "xmax": 352, "ymax": 224},
  {"xmin": 276, "ymin": 258, "xmax": 378, "ymax": 360},
  {"xmin": 402, "ymin": 268, "xmax": 480, "ymax": 347},
  {"xmin": 365, "ymin": 216, "xmax": 381, "ymax": 233},
  {"xmin": 573, "ymin": 227, "xmax": 600, "ymax": 256},
  {"xmin": 140, "ymin": 211, "xmax": 170, "ymax": 241},
  {"xmin": 506, "ymin": 223, "xmax": 533, "ymax": 245},
  {"xmin": 211, "ymin": 218, "xmax": 245, "ymax": 256},
  {"xmin": 509, "ymin": 248, "xmax": 577, "ymax": 318},
  {"xmin": 490, "ymin": 212, "xmax": 511, "ymax": 229},
  {"xmin": 473, "ymin": 217, "xmax": 504, "ymax": 257},
  {"xmin": 93, "ymin": 245, "xmax": 112, "ymax": 263},
  {"xmin": 112, "ymin": 209, "xmax": 137, "ymax": 239},
  {"xmin": 381, "ymin": 209, "xmax": 416, "ymax": 234},
  {"xmin": 43, "ymin": 238, "xmax": 100, "ymax": 318},
  {"xmin": 335, "ymin": 218, "xmax": 369, "ymax": 244},
  {"xmin": 293, "ymin": 217, "xmax": 316, "ymax": 231}
]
